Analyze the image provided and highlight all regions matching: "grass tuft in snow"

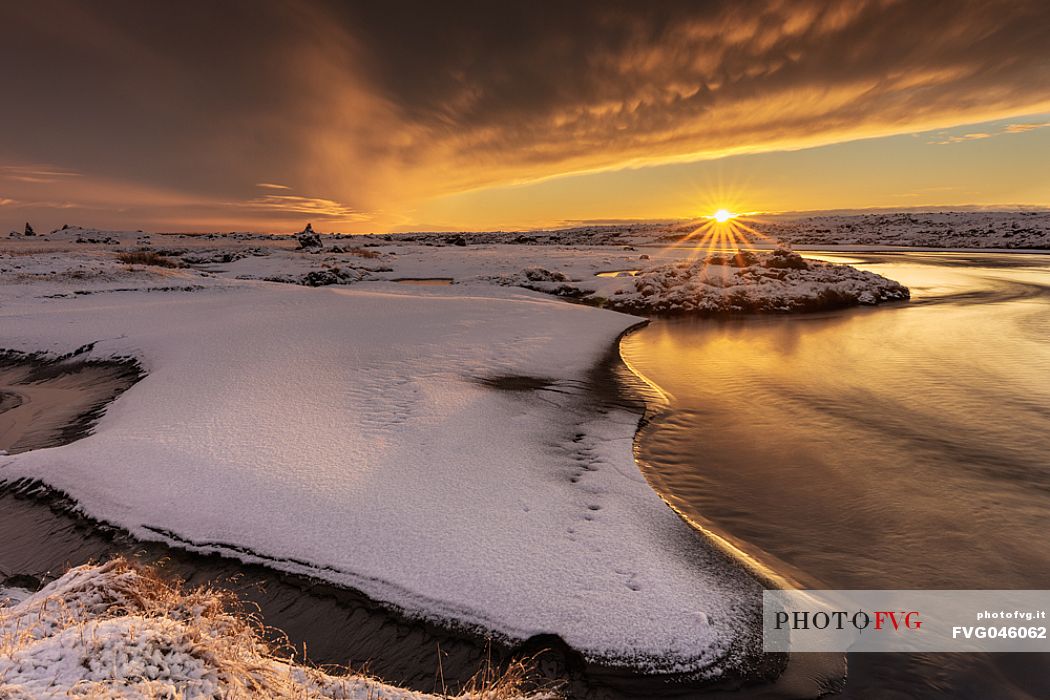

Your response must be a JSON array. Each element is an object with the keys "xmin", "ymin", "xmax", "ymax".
[
  {"xmin": 342, "ymin": 247, "xmax": 381, "ymax": 259},
  {"xmin": 0, "ymin": 559, "xmax": 558, "ymax": 699},
  {"xmin": 115, "ymin": 252, "xmax": 182, "ymax": 268}
]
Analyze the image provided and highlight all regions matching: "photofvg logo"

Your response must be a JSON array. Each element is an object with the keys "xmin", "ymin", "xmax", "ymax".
[{"xmin": 763, "ymin": 590, "xmax": 1049, "ymax": 652}]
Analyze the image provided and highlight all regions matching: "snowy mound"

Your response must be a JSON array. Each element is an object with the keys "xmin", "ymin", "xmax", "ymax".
[
  {"xmin": 0, "ymin": 560, "xmax": 546, "ymax": 699},
  {"xmin": 600, "ymin": 249, "xmax": 909, "ymax": 315}
]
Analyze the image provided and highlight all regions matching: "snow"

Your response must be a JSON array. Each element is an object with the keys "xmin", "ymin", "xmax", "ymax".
[
  {"xmin": 0, "ymin": 216, "xmax": 947, "ymax": 680},
  {"xmin": 759, "ymin": 211, "xmax": 1050, "ymax": 249},
  {"xmin": 0, "ymin": 249, "xmax": 222, "ymax": 300},
  {"xmin": 0, "ymin": 560, "xmax": 545, "ymax": 699},
  {"xmin": 598, "ymin": 249, "xmax": 910, "ymax": 314},
  {"xmin": 0, "ymin": 587, "xmax": 29, "ymax": 606},
  {"xmin": 4, "ymin": 215, "xmax": 935, "ymax": 315},
  {"xmin": 379, "ymin": 211, "xmax": 1050, "ymax": 250},
  {"xmin": 0, "ymin": 249, "xmax": 765, "ymax": 676}
]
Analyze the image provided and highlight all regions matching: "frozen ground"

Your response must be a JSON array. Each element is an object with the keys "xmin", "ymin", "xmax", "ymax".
[
  {"xmin": 2, "ymin": 216, "xmax": 926, "ymax": 314},
  {"xmin": 15, "ymin": 213, "xmax": 1042, "ymax": 310},
  {"xmin": 757, "ymin": 211, "xmax": 1050, "ymax": 249},
  {"xmin": 0, "ymin": 560, "xmax": 549, "ymax": 699},
  {"xmin": 1, "ymin": 213, "xmax": 977, "ymax": 686},
  {"xmin": 0, "ymin": 214, "xmax": 1035, "ymax": 693},
  {"xmin": 9, "ymin": 210, "xmax": 1050, "ymax": 252},
  {"xmin": 0, "ymin": 238, "xmax": 768, "ymax": 678}
]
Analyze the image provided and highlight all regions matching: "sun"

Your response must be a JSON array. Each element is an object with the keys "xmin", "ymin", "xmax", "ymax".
[{"xmin": 664, "ymin": 203, "xmax": 772, "ymax": 259}]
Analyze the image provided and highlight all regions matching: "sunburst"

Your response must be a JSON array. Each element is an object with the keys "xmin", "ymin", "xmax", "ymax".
[{"xmin": 665, "ymin": 208, "xmax": 775, "ymax": 267}]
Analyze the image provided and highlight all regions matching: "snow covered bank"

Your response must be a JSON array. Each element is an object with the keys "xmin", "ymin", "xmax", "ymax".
[
  {"xmin": 0, "ymin": 277, "xmax": 767, "ymax": 678},
  {"xmin": 595, "ymin": 249, "xmax": 910, "ymax": 315},
  {"xmin": 0, "ymin": 559, "xmax": 550, "ymax": 699}
]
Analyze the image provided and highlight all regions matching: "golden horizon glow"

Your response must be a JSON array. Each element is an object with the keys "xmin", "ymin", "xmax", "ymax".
[{"xmin": 712, "ymin": 209, "xmax": 736, "ymax": 223}]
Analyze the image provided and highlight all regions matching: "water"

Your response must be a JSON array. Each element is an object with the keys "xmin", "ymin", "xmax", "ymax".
[
  {"xmin": 392, "ymin": 277, "xmax": 454, "ymax": 285},
  {"xmin": 622, "ymin": 251, "xmax": 1050, "ymax": 698}
]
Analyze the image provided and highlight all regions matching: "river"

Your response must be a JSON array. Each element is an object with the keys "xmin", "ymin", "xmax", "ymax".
[{"xmin": 622, "ymin": 250, "xmax": 1050, "ymax": 698}]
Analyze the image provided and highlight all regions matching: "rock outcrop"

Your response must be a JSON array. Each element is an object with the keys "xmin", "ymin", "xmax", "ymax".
[{"xmin": 295, "ymin": 223, "xmax": 323, "ymax": 250}]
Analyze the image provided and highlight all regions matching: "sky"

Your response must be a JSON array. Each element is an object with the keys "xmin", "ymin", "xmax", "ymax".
[{"xmin": 2, "ymin": 0, "xmax": 1049, "ymax": 234}]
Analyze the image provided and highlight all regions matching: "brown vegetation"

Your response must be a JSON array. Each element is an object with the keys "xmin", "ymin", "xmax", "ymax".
[
  {"xmin": 115, "ymin": 251, "xmax": 181, "ymax": 268},
  {"xmin": 0, "ymin": 558, "xmax": 558, "ymax": 699}
]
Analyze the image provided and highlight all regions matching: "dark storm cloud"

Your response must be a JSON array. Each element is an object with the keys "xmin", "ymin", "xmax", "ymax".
[
  {"xmin": 328, "ymin": 0, "xmax": 1050, "ymax": 166},
  {"xmin": 2, "ymin": 0, "xmax": 1049, "ymax": 229}
]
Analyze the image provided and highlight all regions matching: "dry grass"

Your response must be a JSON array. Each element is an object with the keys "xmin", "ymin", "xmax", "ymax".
[
  {"xmin": 455, "ymin": 653, "xmax": 553, "ymax": 700},
  {"xmin": 345, "ymin": 247, "xmax": 381, "ymax": 259},
  {"xmin": 0, "ymin": 245, "xmax": 80, "ymax": 256},
  {"xmin": 0, "ymin": 558, "xmax": 558, "ymax": 699},
  {"xmin": 115, "ymin": 252, "xmax": 181, "ymax": 268}
]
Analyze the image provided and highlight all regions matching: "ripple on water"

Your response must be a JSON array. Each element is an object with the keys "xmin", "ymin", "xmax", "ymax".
[{"xmin": 622, "ymin": 251, "xmax": 1050, "ymax": 698}]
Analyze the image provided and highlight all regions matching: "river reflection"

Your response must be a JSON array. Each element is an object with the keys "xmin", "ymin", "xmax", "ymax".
[{"xmin": 622, "ymin": 251, "xmax": 1050, "ymax": 698}]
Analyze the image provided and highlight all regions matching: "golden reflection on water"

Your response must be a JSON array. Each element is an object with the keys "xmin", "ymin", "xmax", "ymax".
[{"xmin": 622, "ymin": 252, "xmax": 1050, "ymax": 591}]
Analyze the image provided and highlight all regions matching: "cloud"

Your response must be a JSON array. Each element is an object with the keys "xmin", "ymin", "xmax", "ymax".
[
  {"xmin": 255, "ymin": 182, "xmax": 291, "ymax": 190},
  {"xmin": 1, "ymin": 165, "xmax": 81, "ymax": 184},
  {"xmin": 2, "ymin": 0, "xmax": 1050, "ymax": 230},
  {"xmin": 312, "ymin": 0, "xmax": 1050, "ymax": 191},
  {"xmin": 1004, "ymin": 121, "xmax": 1050, "ymax": 133},
  {"xmin": 0, "ymin": 163, "xmax": 373, "ymax": 231},
  {"xmin": 236, "ymin": 194, "xmax": 369, "ymax": 221},
  {"xmin": 931, "ymin": 132, "xmax": 993, "ymax": 145},
  {"xmin": 932, "ymin": 119, "xmax": 1050, "ymax": 144}
]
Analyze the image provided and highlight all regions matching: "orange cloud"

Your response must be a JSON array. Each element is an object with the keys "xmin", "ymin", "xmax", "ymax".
[
  {"xmin": 1, "ymin": 165, "xmax": 81, "ymax": 184},
  {"xmin": 932, "ymin": 119, "xmax": 1050, "ymax": 144},
  {"xmin": 236, "ymin": 194, "xmax": 369, "ymax": 221},
  {"xmin": 1004, "ymin": 121, "xmax": 1050, "ymax": 133},
  {"xmin": 931, "ymin": 132, "xmax": 993, "ymax": 145}
]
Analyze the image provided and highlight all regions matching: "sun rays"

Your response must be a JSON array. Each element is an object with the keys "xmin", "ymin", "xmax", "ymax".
[
  {"xmin": 665, "ymin": 208, "xmax": 776, "ymax": 268},
  {"xmin": 655, "ymin": 171, "xmax": 781, "ymax": 264}
]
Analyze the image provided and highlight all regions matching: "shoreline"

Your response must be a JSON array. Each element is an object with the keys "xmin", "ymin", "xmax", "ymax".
[
  {"xmin": 1, "ymin": 232, "xmax": 968, "ymax": 696},
  {"xmin": 0, "ymin": 338, "xmax": 778, "ymax": 697},
  {"xmin": 0, "ymin": 282, "xmax": 774, "ymax": 681}
]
